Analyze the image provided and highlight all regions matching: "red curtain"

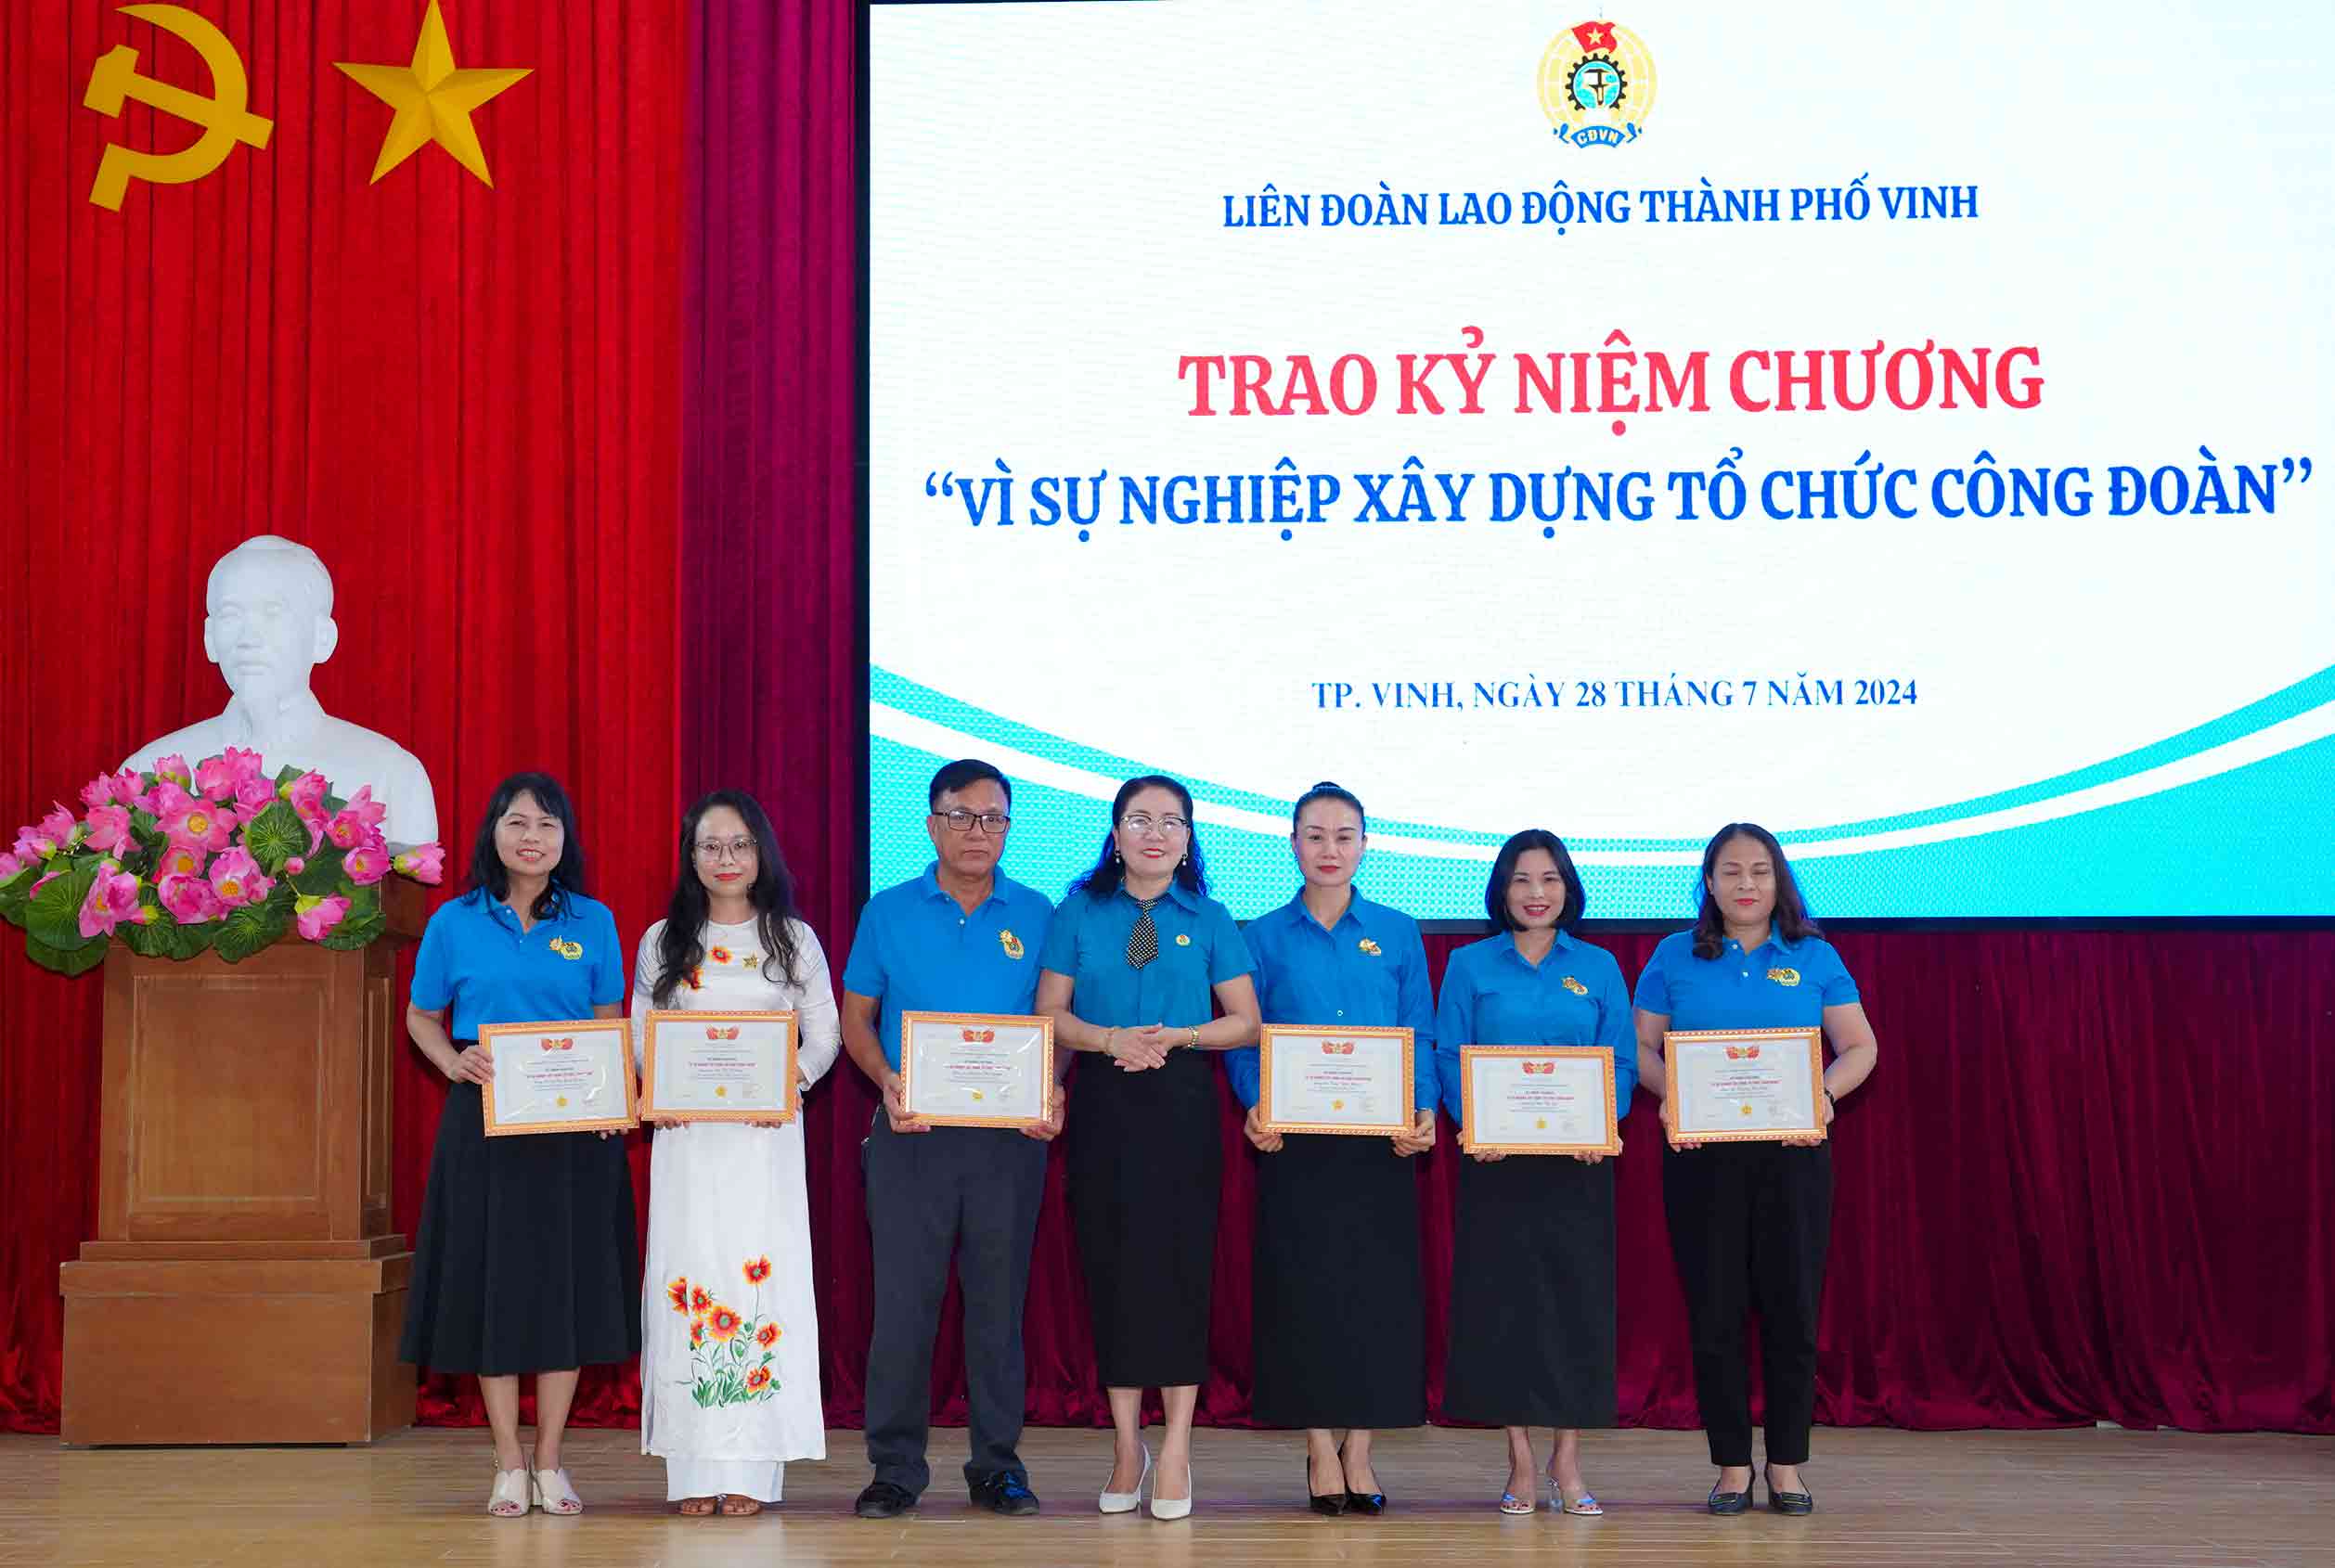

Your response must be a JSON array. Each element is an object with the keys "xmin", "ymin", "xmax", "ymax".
[
  {"xmin": 0, "ymin": 1, "xmax": 686, "ymax": 1430},
  {"xmin": 6, "ymin": 0, "xmax": 2330, "ymax": 1440}
]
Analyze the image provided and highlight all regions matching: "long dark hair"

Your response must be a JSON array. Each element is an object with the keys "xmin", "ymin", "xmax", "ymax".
[
  {"xmin": 464, "ymin": 771, "xmax": 587, "ymax": 920},
  {"xmin": 651, "ymin": 790, "xmax": 806, "ymax": 1006},
  {"xmin": 1691, "ymin": 821, "xmax": 1822, "ymax": 959},
  {"xmin": 1483, "ymin": 829, "xmax": 1588, "ymax": 934},
  {"xmin": 1068, "ymin": 775, "xmax": 1208, "ymax": 900}
]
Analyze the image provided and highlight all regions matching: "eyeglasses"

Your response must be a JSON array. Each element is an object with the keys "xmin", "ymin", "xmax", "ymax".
[
  {"xmin": 694, "ymin": 837, "xmax": 757, "ymax": 862},
  {"xmin": 1119, "ymin": 813, "xmax": 1190, "ymax": 837},
  {"xmin": 933, "ymin": 809, "xmax": 1012, "ymax": 835}
]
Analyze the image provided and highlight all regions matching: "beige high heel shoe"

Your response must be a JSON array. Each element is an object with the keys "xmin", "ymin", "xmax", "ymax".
[{"xmin": 486, "ymin": 1467, "xmax": 530, "ymax": 1517}]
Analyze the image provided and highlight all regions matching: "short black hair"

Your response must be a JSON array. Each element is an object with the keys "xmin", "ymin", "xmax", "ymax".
[
  {"xmin": 928, "ymin": 758, "xmax": 1011, "ymax": 810},
  {"xmin": 1483, "ymin": 829, "xmax": 1587, "ymax": 933},
  {"xmin": 1291, "ymin": 780, "xmax": 1366, "ymax": 834}
]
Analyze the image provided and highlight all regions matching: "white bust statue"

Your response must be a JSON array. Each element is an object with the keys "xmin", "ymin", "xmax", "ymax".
[{"xmin": 123, "ymin": 535, "xmax": 439, "ymax": 846}]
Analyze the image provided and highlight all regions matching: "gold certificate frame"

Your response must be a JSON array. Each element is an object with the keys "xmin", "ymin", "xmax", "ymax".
[
  {"xmin": 639, "ymin": 1009, "xmax": 799, "ymax": 1124},
  {"xmin": 899, "ymin": 1010, "xmax": 1055, "ymax": 1127},
  {"xmin": 1663, "ymin": 1027, "xmax": 1826, "ymax": 1143},
  {"xmin": 1257, "ymin": 1023, "xmax": 1414, "ymax": 1137},
  {"xmin": 480, "ymin": 1017, "xmax": 639, "ymax": 1137},
  {"xmin": 1457, "ymin": 1045, "xmax": 1621, "ymax": 1156}
]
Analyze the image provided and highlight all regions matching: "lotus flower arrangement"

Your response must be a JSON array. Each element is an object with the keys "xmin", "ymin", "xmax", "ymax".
[{"xmin": 0, "ymin": 749, "xmax": 444, "ymax": 975}]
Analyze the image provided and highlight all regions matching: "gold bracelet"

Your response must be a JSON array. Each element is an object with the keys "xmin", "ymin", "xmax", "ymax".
[{"xmin": 1103, "ymin": 1026, "xmax": 1117, "ymax": 1057}]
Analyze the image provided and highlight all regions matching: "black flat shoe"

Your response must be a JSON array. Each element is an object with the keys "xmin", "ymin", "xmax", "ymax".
[
  {"xmin": 854, "ymin": 1480, "xmax": 916, "ymax": 1519},
  {"xmin": 970, "ymin": 1469, "xmax": 1040, "ymax": 1516},
  {"xmin": 1343, "ymin": 1489, "xmax": 1386, "ymax": 1515},
  {"xmin": 1306, "ymin": 1461, "xmax": 1346, "ymax": 1516},
  {"xmin": 1763, "ymin": 1467, "xmax": 1814, "ymax": 1516},
  {"xmin": 1707, "ymin": 1483, "xmax": 1751, "ymax": 1515}
]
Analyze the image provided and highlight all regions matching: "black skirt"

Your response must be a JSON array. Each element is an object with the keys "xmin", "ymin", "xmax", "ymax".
[
  {"xmin": 1250, "ymin": 1133, "xmax": 1426, "ymax": 1429},
  {"xmin": 1441, "ymin": 1153, "xmax": 1618, "ymax": 1428},
  {"xmin": 398, "ymin": 1081, "xmax": 642, "ymax": 1376},
  {"xmin": 1066, "ymin": 1049, "xmax": 1222, "ymax": 1388}
]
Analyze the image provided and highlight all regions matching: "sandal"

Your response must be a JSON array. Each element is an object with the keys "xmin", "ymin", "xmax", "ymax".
[
  {"xmin": 1499, "ymin": 1486, "xmax": 1536, "ymax": 1515},
  {"xmin": 1546, "ymin": 1461, "xmax": 1603, "ymax": 1515},
  {"xmin": 488, "ymin": 1467, "xmax": 531, "ymax": 1517},
  {"xmin": 677, "ymin": 1495, "xmax": 718, "ymax": 1515},
  {"xmin": 718, "ymin": 1494, "xmax": 764, "ymax": 1516},
  {"xmin": 531, "ymin": 1466, "xmax": 584, "ymax": 1516}
]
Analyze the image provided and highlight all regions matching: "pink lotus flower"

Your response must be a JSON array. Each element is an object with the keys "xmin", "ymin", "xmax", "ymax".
[
  {"xmin": 150, "ymin": 780, "xmax": 193, "ymax": 817},
  {"xmin": 193, "ymin": 754, "xmax": 240, "ymax": 802},
  {"xmin": 152, "ymin": 754, "xmax": 193, "ymax": 787},
  {"xmin": 207, "ymin": 846, "xmax": 273, "ymax": 906},
  {"xmin": 38, "ymin": 803, "xmax": 79, "ymax": 850},
  {"xmin": 83, "ymin": 803, "xmax": 135, "ymax": 855},
  {"xmin": 153, "ymin": 841, "xmax": 205, "ymax": 880},
  {"xmin": 158, "ymin": 871, "xmax": 226, "ymax": 925},
  {"xmin": 0, "ymin": 851, "xmax": 22, "ymax": 882},
  {"xmin": 80, "ymin": 771, "xmax": 142, "ymax": 809},
  {"xmin": 133, "ymin": 900, "xmax": 160, "ymax": 925},
  {"xmin": 294, "ymin": 893, "xmax": 351, "ymax": 941},
  {"xmin": 283, "ymin": 771, "xmax": 329, "ymax": 824},
  {"xmin": 325, "ymin": 786, "xmax": 388, "ymax": 850},
  {"xmin": 342, "ymin": 843, "xmax": 389, "ymax": 886},
  {"xmin": 220, "ymin": 747, "xmax": 267, "ymax": 788},
  {"xmin": 234, "ymin": 777, "xmax": 277, "ymax": 815},
  {"xmin": 283, "ymin": 855, "xmax": 306, "ymax": 877},
  {"xmin": 160, "ymin": 797, "xmax": 236, "ymax": 855},
  {"xmin": 393, "ymin": 843, "xmax": 446, "ymax": 884},
  {"xmin": 78, "ymin": 867, "xmax": 142, "ymax": 938},
  {"xmin": 11, "ymin": 829, "xmax": 55, "ymax": 863}
]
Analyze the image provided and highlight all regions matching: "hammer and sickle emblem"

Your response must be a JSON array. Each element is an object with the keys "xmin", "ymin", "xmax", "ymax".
[{"xmin": 83, "ymin": 4, "xmax": 273, "ymax": 211}]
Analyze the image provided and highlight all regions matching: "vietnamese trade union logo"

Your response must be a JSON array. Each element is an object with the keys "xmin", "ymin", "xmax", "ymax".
[{"xmin": 1538, "ymin": 19, "xmax": 1657, "ymax": 147}]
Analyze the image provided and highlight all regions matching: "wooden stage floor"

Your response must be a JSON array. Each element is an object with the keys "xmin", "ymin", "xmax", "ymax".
[{"xmin": 6, "ymin": 1423, "xmax": 2329, "ymax": 1567}]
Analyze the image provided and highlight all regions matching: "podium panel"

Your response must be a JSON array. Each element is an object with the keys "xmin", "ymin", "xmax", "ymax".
[{"xmin": 60, "ymin": 883, "xmax": 422, "ymax": 1444}]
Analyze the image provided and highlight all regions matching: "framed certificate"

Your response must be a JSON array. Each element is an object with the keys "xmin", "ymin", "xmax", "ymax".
[
  {"xmin": 1457, "ymin": 1046, "xmax": 1621, "ymax": 1155},
  {"xmin": 1257, "ymin": 1024, "xmax": 1413, "ymax": 1137},
  {"xmin": 1664, "ymin": 1027, "xmax": 1826, "ymax": 1143},
  {"xmin": 639, "ymin": 1009, "xmax": 798, "ymax": 1123},
  {"xmin": 899, "ymin": 1011, "xmax": 1053, "ymax": 1127},
  {"xmin": 479, "ymin": 1018, "xmax": 638, "ymax": 1137}
]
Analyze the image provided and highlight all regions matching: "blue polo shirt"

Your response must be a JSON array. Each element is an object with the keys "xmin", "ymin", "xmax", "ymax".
[
  {"xmin": 1038, "ymin": 877, "xmax": 1252, "ymax": 1030},
  {"xmin": 410, "ymin": 888, "xmax": 625, "ymax": 1040},
  {"xmin": 841, "ymin": 864, "xmax": 1055, "ymax": 1071},
  {"xmin": 1433, "ymin": 930, "xmax": 1635, "ymax": 1126},
  {"xmin": 1632, "ymin": 928, "xmax": 1859, "ymax": 1032},
  {"xmin": 1227, "ymin": 892, "xmax": 1436, "ymax": 1111}
]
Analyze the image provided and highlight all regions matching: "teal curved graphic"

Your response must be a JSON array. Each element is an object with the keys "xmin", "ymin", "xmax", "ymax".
[{"xmin": 872, "ymin": 662, "xmax": 2335, "ymax": 855}]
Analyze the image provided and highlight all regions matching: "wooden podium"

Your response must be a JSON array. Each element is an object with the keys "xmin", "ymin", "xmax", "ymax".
[{"xmin": 58, "ymin": 880, "xmax": 427, "ymax": 1444}]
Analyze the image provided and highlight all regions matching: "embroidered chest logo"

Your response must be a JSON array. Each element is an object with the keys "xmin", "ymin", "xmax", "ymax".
[
  {"xmin": 1357, "ymin": 937, "xmax": 1382, "ymax": 956},
  {"xmin": 1560, "ymin": 975, "xmax": 1589, "ymax": 996},
  {"xmin": 1767, "ymin": 967, "xmax": 1801, "ymax": 986},
  {"xmin": 998, "ymin": 929, "xmax": 1026, "ymax": 960},
  {"xmin": 548, "ymin": 937, "xmax": 583, "ymax": 960},
  {"xmin": 1174, "ymin": 933, "xmax": 1191, "ymax": 946}
]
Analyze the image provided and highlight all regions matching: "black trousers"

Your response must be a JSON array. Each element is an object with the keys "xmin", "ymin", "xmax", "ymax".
[
  {"xmin": 863, "ymin": 1116, "xmax": 1050, "ymax": 1494},
  {"xmin": 1661, "ymin": 1140, "xmax": 1833, "ymax": 1467}
]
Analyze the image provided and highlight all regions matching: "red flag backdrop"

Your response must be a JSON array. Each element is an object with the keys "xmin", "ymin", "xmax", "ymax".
[{"xmin": 3, "ymin": 0, "xmax": 2330, "ymax": 1439}]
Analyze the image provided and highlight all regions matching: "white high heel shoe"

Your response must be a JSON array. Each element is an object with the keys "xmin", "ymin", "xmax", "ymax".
[
  {"xmin": 1099, "ymin": 1446, "xmax": 1152, "ymax": 1513},
  {"xmin": 1149, "ymin": 1459, "xmax": 1193, "ymax": 1521},
  {"xmin": 530, "ymin": 1465, "xmax": 584, "ymax": 1516}
]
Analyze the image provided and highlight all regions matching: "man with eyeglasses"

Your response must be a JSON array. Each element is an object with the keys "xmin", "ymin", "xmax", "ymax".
[{"xmin": 840, "ymin": 758, "xmax": 1061, "ymax": 1519}]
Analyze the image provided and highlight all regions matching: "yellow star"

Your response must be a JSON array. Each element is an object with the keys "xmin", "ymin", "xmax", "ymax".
[{"xmin": 335, "ymin": 1, "xmax": 530, "ymax": 186}]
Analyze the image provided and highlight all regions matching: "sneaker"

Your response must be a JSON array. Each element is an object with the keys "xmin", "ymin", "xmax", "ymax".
[
  {"xmin": 854, "ymin": 1480, "xmax": 917, "ymax": 1519},
  {"xmin": 970, "ymin": 1470, "xmax": 1041, "ymax": 1516}
]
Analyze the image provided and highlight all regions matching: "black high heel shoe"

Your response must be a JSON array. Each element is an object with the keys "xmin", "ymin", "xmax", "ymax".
[
  {"xmin": 1339, "ymin": 1443, "xmax": 1385, "ymax": 1514},
  {"xmin": 1306, "ymin": 1460, "xmax": 1346, "ymax": 1517},
  {"xmin": 1763, "ymin": 1466, "xmax": 1814, "ymax": 1516}
]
